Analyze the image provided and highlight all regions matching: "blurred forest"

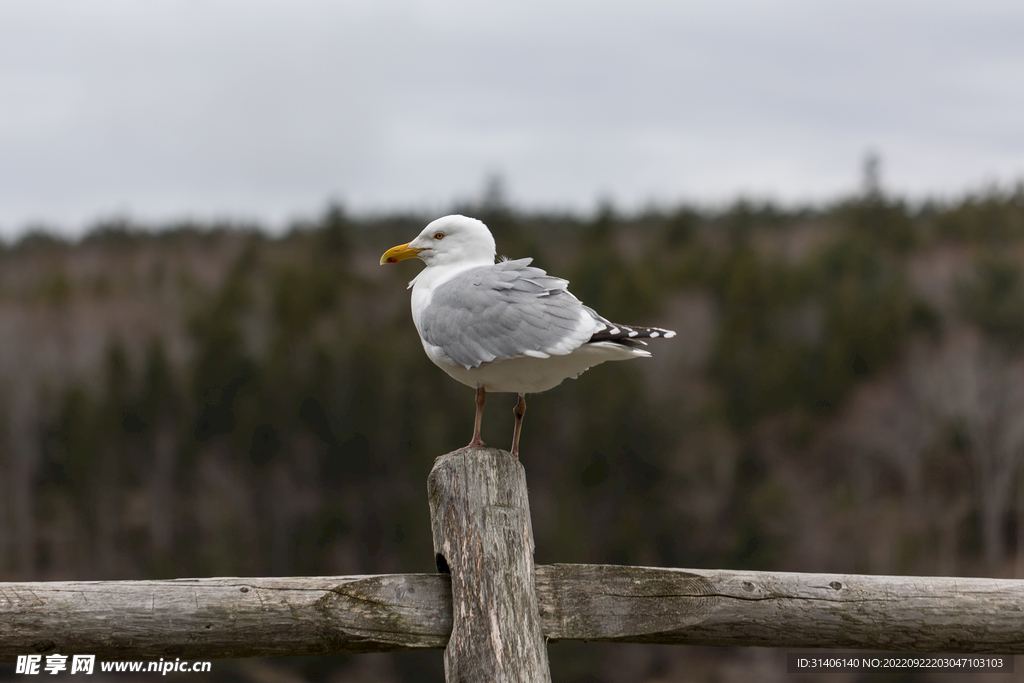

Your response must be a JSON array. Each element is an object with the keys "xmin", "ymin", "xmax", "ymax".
[{"xmin": 3, "ymin": 181, "xmax": 1024, "ymax": 682}]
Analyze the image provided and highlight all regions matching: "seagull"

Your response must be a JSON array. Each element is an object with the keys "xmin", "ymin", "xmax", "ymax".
[{"xmin": 380, "ymin": 215, "xmax": 675, "ymax": 458}]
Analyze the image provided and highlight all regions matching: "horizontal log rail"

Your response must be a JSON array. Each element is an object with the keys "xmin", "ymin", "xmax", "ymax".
[{"xmin": 2, "ymin": 564, "xmax": 1022, "ymax": 660}]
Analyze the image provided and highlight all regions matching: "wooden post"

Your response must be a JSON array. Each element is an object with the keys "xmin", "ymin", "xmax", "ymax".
[
  {"xmin": 4, "ymin": 449, "xmax": 1024, "ymax": 663},
  {"xmin": 428, "ymin": 447, "xmax": 551, "ymax": 682}
]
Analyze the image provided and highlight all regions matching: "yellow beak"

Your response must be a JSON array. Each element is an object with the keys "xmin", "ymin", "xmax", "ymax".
[{"xmin": 380, "ymin": 242, "xmax": 424, "ymax": 265}]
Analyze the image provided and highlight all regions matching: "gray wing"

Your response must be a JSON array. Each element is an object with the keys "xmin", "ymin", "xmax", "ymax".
[{"xmin": 419, "ymin": 258, "xmax": 599, "ymax": 369}]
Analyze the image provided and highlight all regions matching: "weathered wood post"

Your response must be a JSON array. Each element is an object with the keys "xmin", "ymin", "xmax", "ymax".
[{"xmin": 428, "ymin": 447, "xmax": 551, "ymax": 682}]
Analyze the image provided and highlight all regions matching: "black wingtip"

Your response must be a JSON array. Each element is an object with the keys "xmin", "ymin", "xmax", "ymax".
[{"xmin": 588, "ymin": 324, "xmax": 677, "ymax": 346}]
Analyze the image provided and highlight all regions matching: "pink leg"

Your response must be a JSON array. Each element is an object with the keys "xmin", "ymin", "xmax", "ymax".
[
  {"xmin": 468, "ymin": 386, "xmax": 486, "ymax": 448},
  {"xmin": 511, "ymin": 393, "xmax": 526, "ymax": 458}
]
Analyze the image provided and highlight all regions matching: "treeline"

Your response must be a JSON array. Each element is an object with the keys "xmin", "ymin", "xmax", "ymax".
[{"xmin": 2, "ymin": 189, "xmax": 1024, "ymax": 681}]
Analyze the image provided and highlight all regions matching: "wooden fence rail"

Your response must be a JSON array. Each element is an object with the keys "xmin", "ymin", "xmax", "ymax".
[
  {"xmin": 3, "ymin": 564, "xmax": 1023, "ymax": 661},
  {"xmin": 2, "ymin": 447, "xmax": 1023, "ymax": 675}
]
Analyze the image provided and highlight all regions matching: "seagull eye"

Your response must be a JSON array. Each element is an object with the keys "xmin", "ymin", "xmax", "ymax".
[{"xmin": 433, "ymin": 232, "xmax": 445, "ymax": 240}]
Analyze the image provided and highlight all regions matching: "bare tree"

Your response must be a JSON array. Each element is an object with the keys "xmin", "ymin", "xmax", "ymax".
[{"xmin": 910, "ymin": 327, "xmax": 1024, "ymax": 570}]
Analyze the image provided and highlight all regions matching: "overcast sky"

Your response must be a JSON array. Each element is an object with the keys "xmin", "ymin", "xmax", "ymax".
[{"xmin": 1, "ymin": 1, "xmax": 1022, "ymax": 237}]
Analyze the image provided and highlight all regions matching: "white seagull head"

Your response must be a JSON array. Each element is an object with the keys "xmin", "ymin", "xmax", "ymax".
[{"xmin": 380, "ymin": 215, "xmax": 496, "ymax": 268}]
